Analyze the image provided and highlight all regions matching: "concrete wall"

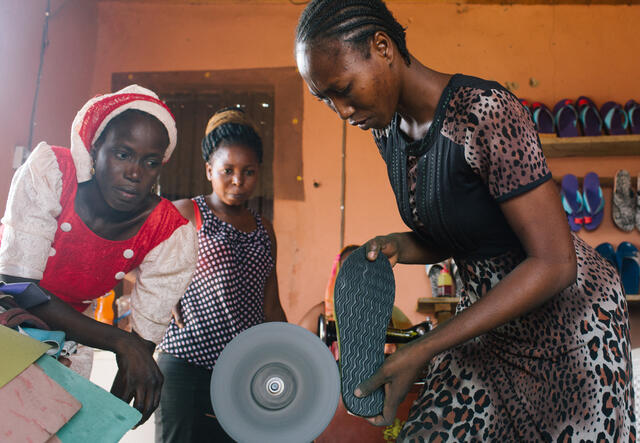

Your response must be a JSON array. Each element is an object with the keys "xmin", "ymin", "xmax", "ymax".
[{"xmin": 2, "ymin": 1, "xmax": 640, "ymax": 331}]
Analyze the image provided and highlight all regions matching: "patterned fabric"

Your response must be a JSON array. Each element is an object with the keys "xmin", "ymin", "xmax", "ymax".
[
  {"xmin": 159, "ymin": 195, "xmax": 274, "ymax": 370},
  {"xmin": 0, "ymin": 143, "xmax": 198, "ymax": 344},
  {"xmin": 374, "ymin": 74, "xmax": 635, "ymax": 441}
]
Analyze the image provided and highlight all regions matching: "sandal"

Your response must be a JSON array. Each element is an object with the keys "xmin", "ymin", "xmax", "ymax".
[
  {"xmin": 613, "ymin": 170, "xmax": 636, "ymax": 232},
  {"xmin": 595, "ymin": 242, "xmax": 618, "ymax": 271},
  {"xmin": 553, "ymin": 99, "xmax": 580, "ymax": 137},
  {"xmin": 576, "ymin": 96, "xmax": 603, "ymax": 136},
  {"xmin": 582, "ymin": 172, "xmax": 605, "ymax": 230},
  {"xmin": 560, "ymin": 174, "xmax": 584, "ymax": 231},
  {"xmin": 333, "ymin": 245, "xmax": 395, "ymax": 417},
  {"xmin": 625, "ymin": 100, "xmax": 640, "ymax": 134},
  {"xmin": 618, "ymin": 242, "xmax": 640, "ymax": 294},
  {"xmin": 600, "ymin": 101, "xmax": 629, "ymax": 135},
  {"xmin": 531, "ymin": 102, "xmax": 555, "ymax": 134}
]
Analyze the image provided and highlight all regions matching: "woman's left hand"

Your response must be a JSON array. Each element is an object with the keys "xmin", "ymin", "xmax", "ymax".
[{"xmin": 354, "ymin": 339, "xmax": 432, "ymax": 426}]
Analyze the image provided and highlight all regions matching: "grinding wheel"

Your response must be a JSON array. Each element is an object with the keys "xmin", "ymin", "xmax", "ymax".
[{"xmin": 211, "ymin": 322, "xmax": 340, "ymax": 443}]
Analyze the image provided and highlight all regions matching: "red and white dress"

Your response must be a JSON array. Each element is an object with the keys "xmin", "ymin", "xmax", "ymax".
[{"xmin": 0, "ymin": 143, "xmax": 198, "ymax": 344}]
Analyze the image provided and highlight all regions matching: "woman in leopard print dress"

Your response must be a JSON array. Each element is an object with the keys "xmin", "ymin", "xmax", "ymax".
[{"xmin": 295, "ymin": 1, "xmax": 635, "ymax": 441}]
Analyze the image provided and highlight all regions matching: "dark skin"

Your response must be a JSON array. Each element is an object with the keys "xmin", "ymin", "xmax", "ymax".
[
  {"xmin": 1, "ymin": 112, "xmax": 170, "ymax": 426},
  {"xmin": 296, "ymin": 32, "xmax": 577, "ymax": 426},
  {"xmin": 172, "ymin": 143, "xmax": 287, "ymax": 326}
]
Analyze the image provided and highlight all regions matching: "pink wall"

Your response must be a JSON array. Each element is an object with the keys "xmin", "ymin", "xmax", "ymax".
[
  {"xmin": 3, "ymin": 1, "xmax": 640, "ymax": 329},
  {"xmin": 0, "ymin": 0, "xmax": 97, "ymax": 214}
]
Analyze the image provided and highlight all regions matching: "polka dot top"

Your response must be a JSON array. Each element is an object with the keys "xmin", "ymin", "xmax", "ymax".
[{"xmin": 159, "ymin": 195, "xmax": 274, "ymax": 369}]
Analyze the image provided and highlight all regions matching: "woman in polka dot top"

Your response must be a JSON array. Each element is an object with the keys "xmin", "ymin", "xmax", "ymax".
[{"xmin": 156, "ymin": 107, "xmax": 287, "ymax": 443}]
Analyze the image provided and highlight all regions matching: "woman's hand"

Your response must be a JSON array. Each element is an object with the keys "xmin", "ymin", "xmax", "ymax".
[
  {"xmin": 171, "ymin": 301, "xmax": 184, "ymax": 328},
  {"xmin": 355, "ymin": 338, "xmax": 432, "ymax": 426},
  {"xmin": 364, "ymin": 232, "xmax": 448, "ymax": 266},
  {"xmin": 364, "ymin": 235, "xmax": 402, "ymax": 265},
  {"xmin": 111, "ymin": 332, "xmax": 164, "ymax": 427}
]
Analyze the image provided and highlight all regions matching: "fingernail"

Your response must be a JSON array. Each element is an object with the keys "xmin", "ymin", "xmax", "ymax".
[{"xmin": 354, "ymin": 388, "xmax": 362, "ymax": 397}]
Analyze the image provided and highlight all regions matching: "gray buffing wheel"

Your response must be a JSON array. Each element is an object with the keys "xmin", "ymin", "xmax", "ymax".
[{"xmin": 211, "ymin": 322, "xmax": 340, "ymax": 443}]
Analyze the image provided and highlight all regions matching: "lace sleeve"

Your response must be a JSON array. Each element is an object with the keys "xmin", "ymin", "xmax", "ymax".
[
  {"xmin": 129, "ymin": 222, "xmax": 198, "ymax": 343},
  {"xmin": 0, "ymin": 142, "xmax": 62, "ymax": 279}
]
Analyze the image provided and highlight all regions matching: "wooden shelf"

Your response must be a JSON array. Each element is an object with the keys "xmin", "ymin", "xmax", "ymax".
[
  {"xmin": 627, "ymin": 294, "xmax": 640, "ymax": 303},
  {"xmin": 540, "ymin": 134, "xmax": 640, "ymax": 158}
]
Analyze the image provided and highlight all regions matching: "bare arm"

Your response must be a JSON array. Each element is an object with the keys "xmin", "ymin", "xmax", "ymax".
[
  {"xmin": 357, "ymin": 180, "xmax": 577, "ymax": 425},
  {"xmin": 1, "ymin": 274, "xmax": 161, "ymax": 426},
  {"xmin": 262, "ymin": 218, "xmax": 287, "ymax": 322},
  {"xmin": 365, "ymin": 231, "xmax": 451, "ymax": 266},
  {"xmin": 172, "ymin": 198, "xmax": 196, "ymax": 225}
]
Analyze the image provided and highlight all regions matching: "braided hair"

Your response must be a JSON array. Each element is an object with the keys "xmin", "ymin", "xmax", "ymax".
[
  {"xmin": 295, "ymin": 0, "xmax": 411, "ymax": 66},
  {"xmin": 201, "ymin": 107, "xmax": 263, "ymax": 163}
]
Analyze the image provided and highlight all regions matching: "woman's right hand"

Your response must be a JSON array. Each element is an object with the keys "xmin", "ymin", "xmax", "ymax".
[
  {"xmin": 111, "ymin": 332, "xmax": 164, "ymax": 427},
  {"xmin": 365, "ymin": 234, "xmax": 401, "ymax": 266}
]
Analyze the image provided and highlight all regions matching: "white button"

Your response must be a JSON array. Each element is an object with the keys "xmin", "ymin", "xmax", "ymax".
[
  {"xmin": 60, "ymin": 222, "xmax": 72, "ymax": 232},
  {"xmin": 49, "ymin": 248, "xmax": 56, "ymax": 257},
  {"xmin": 115, "ymin": 272, "xmax": 125, "ymax": 280},
  {"xmin": 123, "ymin": 249, "xmax": 134, "ymax": 259}
]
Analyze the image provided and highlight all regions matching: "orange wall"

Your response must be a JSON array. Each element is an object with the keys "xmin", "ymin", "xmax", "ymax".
[{"xmin": 3, "ymin": 1, "xmax": 640, "ymax": 329}]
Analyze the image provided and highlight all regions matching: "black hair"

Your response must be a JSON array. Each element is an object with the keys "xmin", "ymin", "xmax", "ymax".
[
  {"xmin": 93, "ymin": 109, "xmax": 169, "ymax": 150},
  {"xmin": 201, "ymin": 108, "xmax": 263, "ymax": 164},
  {"xmin": 295, "ymin": 0, "xmax": 411, "ymax": 66}
]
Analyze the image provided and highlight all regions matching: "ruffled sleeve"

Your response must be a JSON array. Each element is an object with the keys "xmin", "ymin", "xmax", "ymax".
[
  {"xmin": 0, "ymin": 142, "xmax": 62, "ymax": 279},
  {"xmin": 442, "ymin": 87, "xmax": 551, "ymax": 202},
  {"xmin": 129, "ymin": 222, "xmax": 198, "ymax": 343}
]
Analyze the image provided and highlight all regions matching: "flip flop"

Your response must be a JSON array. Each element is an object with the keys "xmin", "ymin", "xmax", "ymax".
[
  {"xmin": 618, "ymin": 242, "xmax": 640, "ymax": 294},
  {"xmin": 600, "ymin": 101, "xmax": 629, "ymax": 135},
  {"xmin": 426, "ymin": 263, "xmax": 443, "ymax": 297},
  {"xmin": 617, "ymin": 241, "xmax": 638, "ymax": 270},
  {"xmin": 333, "ymin": 245, "xmax": 395, "ymax": 417},
  {"xmin": 612, "ymin": 170, "xmax": 636, "ymax": 232},
  {"xmin": 531, "ymin": 102, "xmax": 555, "ymax": 134},
  {"xmin": 553, "ymin": 99, "xmax": 580, "ymax": 137},
  {"xmin": 595, "ymin": 242, "xmax": 618, "ymax": 271},
  {"xmin": 637, "ymin": 172, "xmax": 640, "ymax": 231},
  {"xmin": 519, "ymin": 99, "xmax": 533, "ymax": 119},
  {"xmin": 582, "ymin": 172, "xmax": 605, "ymax": 230},
  {"xmin": 576, "ymin": 96, "xmax": 603, "ymax": 136},
  {"xmin": 560, "ymin": 174, "xmax": 585, "ymax": 231},
  {"xmin": 625, "ymin": 100, "xmax": 640, "ymax": 134}
]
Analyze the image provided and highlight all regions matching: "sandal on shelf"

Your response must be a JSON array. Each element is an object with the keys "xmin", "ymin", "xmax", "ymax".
[
  {"xmin": 625, "ymin": 100, "xmax": 640, "ymax": 134},
  {"xmin": 561, "ymin": 174, "xmax": 585, "ymax": 232},
  {"xmin": 451, "ymin": 261, "xmax": 464, "ymax": 298},
  {"xmin": 519, "ymin": 99, "xmax": 533, "ymax": 118},
  {"xmin": 576, "ymin": 96, "xmax": 603, "ymax": 136},
  {"xmin": 618, "ymin": 242, "xmax": 640, "ymax": 294},
  {"xmin": 637, "ymin": 172, "xmax": 640, "ymax": 231},
  {"xmin": 531, "ymin": 102, "xmax": 555, "ymax": 134},
  {"xmin": 595, "ymin": 242, "xmax": 618, "ymax": 271},
  {"xmin": 333, "ymin": 245, "xmax": 395, "ymax": 417},
  {"xmin": 600, "ymin": 101, "xmax": 629, "ymax": 135},
  {"xmin": 553, "ymin": 99, "xmax": 580, "ymax": 137},
  {"xmin": 613, "ymin": 170, "xmax": 636, "ymax": 232},
  {"xmin": 582, "ymin": 172, "xmax": 605, "ymax": 230}
]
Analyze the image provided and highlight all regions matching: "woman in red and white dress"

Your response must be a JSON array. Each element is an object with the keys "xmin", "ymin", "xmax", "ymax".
[{"xmin": 0, "ymin": 85, "xmax": 198, "ymax": 425}]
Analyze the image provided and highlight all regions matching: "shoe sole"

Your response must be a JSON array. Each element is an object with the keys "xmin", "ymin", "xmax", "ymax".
[{"xmin": 333, "ymin": 246, "xmax": 395, "ymax": 417}]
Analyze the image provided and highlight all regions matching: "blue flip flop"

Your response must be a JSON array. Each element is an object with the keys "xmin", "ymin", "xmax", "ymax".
[
  {"xmin": 576, "ymin": 96, "xmax": 603, "ymax": 136},
  {"xmin": 531, "ymin": 102, "xmax": 555, "ymax": 134},
  {"xmin": 561, "ymin": 174, "xmax": 585, "ymax": 231},
  {"xmin": 617, "ymin": 241, "xmax": 638, "ymax": 272},
  {"xmin": 601, "ymin": 101, "xmax": 629, "ymax": 135},
  {"xmin": 333, "ymin": 245, "xmax": 395, "ymax": 417},
  {"xmin": 582, "ymin": 172, "xmax": 604, "ymax": 230},
  {"xmin": 625, "ymin": 100, "xmax": 640, "ymax": 134},
  {"xmin": 553, "ymin": 99, "xmax": 580, "ymax": 137},
  {"xmin": 595, "ymin": 242, "xmax": 618, "ymax": 271},
  {"xmin": 619, "ymin": 245, "xmax": 640, "ymax": 294}
]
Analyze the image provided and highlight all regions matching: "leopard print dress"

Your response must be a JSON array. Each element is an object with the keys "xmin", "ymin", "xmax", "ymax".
[{"xmin": 373, "ymin": 74, "xmax": 635, "ymax": 442}]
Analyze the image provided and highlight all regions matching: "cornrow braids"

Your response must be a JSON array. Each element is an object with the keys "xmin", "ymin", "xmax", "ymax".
[
  {"xmin": 295, "ymin": 0, "xmax": 411, "ymax": 66},
  {"xmin": 201, "ymin": 107, "xmax": 263, "ymax": 163}
]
